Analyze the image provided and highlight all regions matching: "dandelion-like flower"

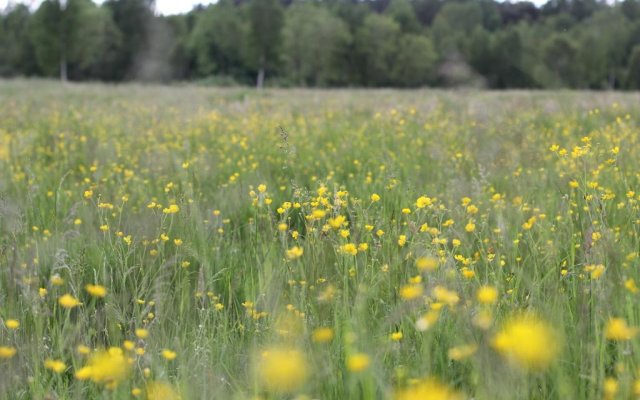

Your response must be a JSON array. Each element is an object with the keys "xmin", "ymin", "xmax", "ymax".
[
  {"xmin": 492, "ymin": 314, "xmax": 561, "ymax": 371},
  {"xmin": 256, "ymin": 347, "xmax": 308, "ymax": 393}
]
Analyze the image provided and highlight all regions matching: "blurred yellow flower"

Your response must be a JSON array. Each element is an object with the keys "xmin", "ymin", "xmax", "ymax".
[
  {"xmin": 0, "ymin": 346, "xmax": 17, "ymax": 359},
  {"xmin": 312, "ymin": 327, "xmax": 334, "ymax": 343},
  {"xmin": 75, "ymin": 347, "xmax": 130, "ymax": 386},
  {"xmin": 492, "ymin": 314, "xmax": 561, "ymax": 371},
  {"xmin": 347, "ymin": 353, "xmax": 371, "ymax": 372},
  {"xmin": 146, "ymin": 381, "xmax": 181, "ymax": 400},
  {"xmin": 58, "ymin": 294, "xmax": 81, "ymax": 309},
  {"xmin": 257, "ymin": 347, "xmax": 308, "ymax": 393},
  {"xmin": 5, "ymin": 319, "xmax": 19, "ymax": 330},
  {"xmin": 605, "ymin": 318, "xmax": 637, "ymax": 341},
  {"xmin": 163, "ymin": 204, "xmax": 180, "ymax": 214},
  {"xmin": 400, "ymin": 284, "xmax": 424, "ymax": 300},
  {"xmin": 85, "ymin": 284, "xmax": 107, "ymax": 298},
  {"xmin": 390, "ymin": 331, "xmax": 403, "ymax": 341},
  {"xmin": 286, "ymin": 246, "xmax": 304, "ymax": 260},
  {"xmin": 415, "ymin": 257, "xmax": 438, "ymax": 272},
  {"xmin": 135, "ymin": 328, "xmax": 149, "ymax": 339},
  {"xmin": 433, "ymin": 286, "xmax": 459, "ymax": 307},
  {"xmin": 161, "ymin": 349, "xmax": 177, "ymax": 361},
  {"xmin": 448, "ymin": 344, "xmax": 477, "ymax": 361},
  {"xmin": 394, "ymin": 377, "xmax": 463, "ymax": 400},
  {"xmin": 476, "ymin": 286, "xmax": 499, "ymax": 305},
  {"xmin": 44, "ymin": 359, "xmax": 66, "ymax": 373}
]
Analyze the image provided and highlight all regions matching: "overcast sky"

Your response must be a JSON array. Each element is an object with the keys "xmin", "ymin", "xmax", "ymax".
[{"xmin": 1, "ymin": 0, "xmax": 552, "ymax": 15}]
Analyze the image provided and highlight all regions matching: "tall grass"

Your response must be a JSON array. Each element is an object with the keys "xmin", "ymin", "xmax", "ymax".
[{"xmin": 1, "ymin": 81, "xmax": 640, "ymax": 399}]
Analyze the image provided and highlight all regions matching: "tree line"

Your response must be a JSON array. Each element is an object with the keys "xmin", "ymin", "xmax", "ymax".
[{"xmin": 1, "ymin": 0, "xmax": 640, "ymax": 89}]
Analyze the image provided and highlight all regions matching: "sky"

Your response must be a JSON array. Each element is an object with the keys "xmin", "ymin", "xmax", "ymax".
[{"xmin": 0, "ymin": 0, "xmax": 552, "ymax": 16}]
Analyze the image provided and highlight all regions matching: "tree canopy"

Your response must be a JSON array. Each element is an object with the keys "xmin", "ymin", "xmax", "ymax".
[{"xmin": 1, "ymin": 0, "xmax": 640, "ymax": 89}]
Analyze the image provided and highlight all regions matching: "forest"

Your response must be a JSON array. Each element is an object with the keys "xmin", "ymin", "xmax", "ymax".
[{"xmin": 1, "ymin": 0, "xmax": 640, "ymax": 88}]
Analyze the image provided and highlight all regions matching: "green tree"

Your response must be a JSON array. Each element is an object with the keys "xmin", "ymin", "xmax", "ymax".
[
  {"xmin": 103, "ymin": 0, "xmax": 154, "ymax": 80},
  {"xmin": 385, "ymin": 0, "xmax": 421, "ymax": 33},
  {"xmin": 282, "ymin": 3, "xmax": 351, "ymax": 86},
  {"xmin": 356, "ymin": 14, "xmax": 400, "ymax": 86},
  {"xmin": 542, "ymin": 34, "xmax": 581, "ymax": 87},
  {"xmin": 188, "ymin": 1, "xmax": 248, "ymax": 79},
  {"xmin": 432, "ymin": 1, "xmax": 483, "ymax": 57},
  {"xmin": 0, "ymin": 5, "xmax": 38, "ymax": 76},
  {"xmin": 626, "ymin": 45, "xmax": 640, "ymax": 89},
  {"xmin": 391, "ymin": 34, "xmax": 437, "ymax": 86},
  {"xmin": 247, "ymin": 0, "xmax": 284, "ymax": 88},
  {"xmin": 30, "ymin": 0, "xmax": 109, "ymax": 81}
]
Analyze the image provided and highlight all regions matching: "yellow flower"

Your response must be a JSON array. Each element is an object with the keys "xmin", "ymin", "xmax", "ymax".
[
  {"xmin": 286, "ymin": 246, "xmax": 304, "ymax": 260},
  {"xmin": 39, "ymin": 287, "xmax": 48, "ymax": 298},
  {"xmin": 0, "ymin": 346, "xmax": 17, "ymax": 359},
  {"xmin": 465, "ymin": 222, "xmax": 476, "ymax": 233},
  {"xmin": 44, "ymin": 359, "xmax": 66, "ymax": 373},
  {"xmin": 58, "ymin": 294, "xmax": 81, "ymax": 309},
  {"xmin": 85, "ymin": 284, "xmax": 107, "ymax": 298},
  {"xmin": 394, "ymin": 377, "xmax": 463, "ymax": 400},
  {"xmin": 416, "ymin": 310, "xmax": 440, "ymax": 331},
  {"xmin": 257, "ymin": 347, "xmax": 308, "ymax": 393},
  {"xmin": 476, "ymin": 286, "xmax": 499, "ymax": 305},
  {"xmin": 135, "ymin": 329, "xmax": 149, "ymax": 339},
  {"xmin": 604, "ymin": 377, "xmax": 618, "ymax": 400},
  {"xmin": 346, "ymin": 353, "xmax": 371, "ymax": 373},
  {"xmin": 163, "ymin": 204, "xmax": 180, "ymax": 214},
  {"xmin": 51, "ymin": 274, "xmax": 64, "ymax": 286},
  {"xmin": 75, "ymin": 347, "xmax": 130, "ymax": 386},
  {"xmin": 341, "ymin": 243, "xmax": 358, "ymax": 256},
  {"xmin": 433, "ymin": 286, "xmax": 459, "ymax": 307},
  {"xmin": 492, "ymin": 314, "xmax": 561, "ymax": 371},
  {"xmin": 328, "ymin": 215, "xmax": 347, "ymax": 229},
  {"xmin": 146, "ymin": 381, "xmax": 181, "ymax": 400},
  {"xmin": 416, "ymin": 196, "xmax": 432, "ymax": 208},
  {"xmin": 605, "ymin": 318, "xmax": 637, "ymax": 341},
  {"xmin": 5, "ymin": 319, "xmax": 19, "ymax": 330},
  {"xmin": 371, "ymin": 193, "xmax": 381, "ymax": 202},
  {"xmin": 258, "ymin": 184, "xmax": 267, "ymax": 193},
  {"xmin": 415, "ymin": 257, "xmax": 438, "ymax": 272},
  {"xmin": 312, "ymin": 327, "xmax": 334, "ymax": 343},
  {"xmin": 448, "ymin": 344, "xmax": 478, "ymax": 361},
  {"xmin": 77, "ymin": 345, "xmax": 91, "ymax": 355},
  {"xmin": 161, "ymin": 349, "xmax": 177, "ymax": 360},
  {"xmin": 400, "ymin": 284, "xmax": 424, "ymax": 301},
  {"xmin": 397, "ymin": 234, "xmax": 407, "ymax": 247},
  {"xmin": 390, "ymin": 331, "xmax": 403, "ymax": 341}
]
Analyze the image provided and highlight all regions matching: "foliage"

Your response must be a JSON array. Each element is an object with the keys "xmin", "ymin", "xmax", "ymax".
[{"xmin": 2, "ymin": 0, "xmax": 640, "ymax": 88}]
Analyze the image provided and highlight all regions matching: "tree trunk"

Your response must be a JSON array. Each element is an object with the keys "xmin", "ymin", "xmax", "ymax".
[
  {"xmin": 256, "ymin": 54, "xmax": 265, "ymax": 89},
  {"xmin": 60, "ymin": 57, "xmax": 68, "ymax": 82}
]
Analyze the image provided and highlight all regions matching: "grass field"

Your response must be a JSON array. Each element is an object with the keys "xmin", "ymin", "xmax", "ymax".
[{"xmin": 2, "ymin": 80, "xmax": 640, "ymax": 399}]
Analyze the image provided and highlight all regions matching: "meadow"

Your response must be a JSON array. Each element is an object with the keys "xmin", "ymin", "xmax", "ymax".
[{"xmin": 1, "ymin": 80, "xmax": 640, "ymax": 399}]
